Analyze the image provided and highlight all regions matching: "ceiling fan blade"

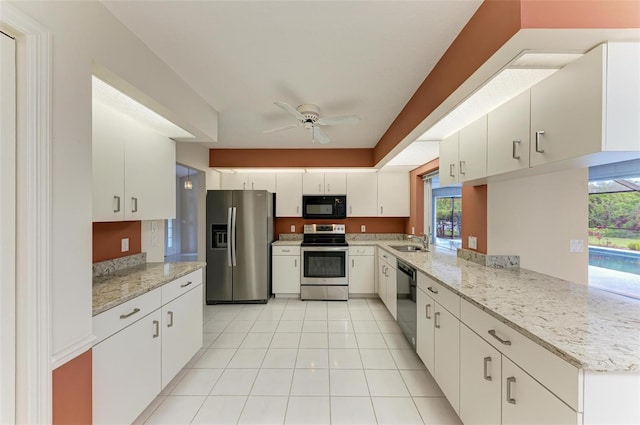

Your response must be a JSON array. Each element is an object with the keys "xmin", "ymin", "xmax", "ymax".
[
  {"xmin": 312, "ymin": 126, "xmax": 331, "ymax": 144},
  {"xmin": 263, "ymin": 123, "xmax": 300, "ymax": 134},
  {"xmin": 317, "ymin": 115, "xmax": 361, "ymax": 126},
  {"xmin": 274, "ymin": 101, "xmax": 304, "ymax": 120}
]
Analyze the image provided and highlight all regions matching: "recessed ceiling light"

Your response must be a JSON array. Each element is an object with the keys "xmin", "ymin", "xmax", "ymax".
[{"xmin": 92, "ymin": 76, "xmax": 194, "ymax": 139}]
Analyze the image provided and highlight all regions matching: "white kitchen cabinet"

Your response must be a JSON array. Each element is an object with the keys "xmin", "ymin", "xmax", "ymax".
[
  {"xmin": 275, "ymin": 173, "xmax": 303, "ymax": 217},
  {"xmin": 416, "ymin": 287, "xmax": 435, "ymax": 372},
  {"xmin": 93, "ymin": 309, "xmax": 162, "ymax": 425},
  {"xmin": 530, "ymin": 43, "xmax": 640, "ymax": 167},
  {"xmin": 272, "ymin": 245, "xmax": 301, "ymax": 295},
  {"xmin": 458, "ymin": 115, "xmax": 487, "ymax": 182},
  {"xmin": 302, "ymin": 172, "xmax": 346, "ymax": 194},
  {"xmin": 487, "ymin": 90, "xmax": 531, "ymax": 176},
  {"xmin": 377, "ymin": 250, "xmax": 397, "ymax": 319},
  {"xmin": 346, "ymin": 173, "xmax": 377, "ymax": 217},
  {"xmin": 221, "ymin": 173, "xmax": 276, "ymax": 192},
  {"xmin": 161, "ymin": 286, "xmax": 203, "ymax": 387},
  {"xmin": 377, "ymin": 172, "xmax": 409, "ymax": 217},
  {"xmin": 349, "ymin": 246, "xmax": 375, "ymax": 294},
  {"xmin": 438, "ymin": 133, "xmax": 459, "ymax": 187},
  {"xmin": 460, "ymin": 324, "xmax": 502, "ymax": 425},
  {"xmin": 502, "ymin": 357, "xmax": 579, "ymax": 425},
  {"xmin": 92, "ymin": 101, "xmax": 175, "ymax": 221},
  {"xmin": 433, "ymin": 303, "xmax": 460, "ymax": 414}
]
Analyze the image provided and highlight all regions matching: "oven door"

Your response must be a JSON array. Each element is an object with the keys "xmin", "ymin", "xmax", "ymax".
[{"xmin": 301, "ymin": 247, "xmax": 349, "ymax": 285}]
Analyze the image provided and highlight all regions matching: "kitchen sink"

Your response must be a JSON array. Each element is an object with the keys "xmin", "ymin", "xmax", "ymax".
[{"xmin": 389, "ymin": 245, "xmax": 428, "ymax": 253}]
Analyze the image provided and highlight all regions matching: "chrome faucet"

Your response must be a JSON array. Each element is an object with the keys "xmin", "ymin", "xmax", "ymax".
[{"xmin": 408, "ymin": 234, "xmax": 429, "ymax": 251}]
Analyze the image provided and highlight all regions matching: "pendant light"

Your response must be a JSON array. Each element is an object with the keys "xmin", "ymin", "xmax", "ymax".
[{"xmin": 184, "ymin": 169, "xmax": 193, "ymax": 190}]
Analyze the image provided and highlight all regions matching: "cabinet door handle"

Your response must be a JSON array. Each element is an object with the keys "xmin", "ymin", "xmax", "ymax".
[
  {"xmin": 282, "ymin": 249, "xmax": 291, "ymax": 253},
  {"xmin": 483, "ymin": 356, "xmax": 492, "ymax": 381},
  {"xmin": 327, "ymin": 184, "xmax": 331, "ymax": 192},
  {"xmin": 512, "ymin": 140, "xmax": 521, "ymax": 159},
  {"xmin": 380, "ymin": 205, "xmax": 384, "ymax": 214},
  {"xmin": 180, "ymin": 281, "xmax": 193, "ymax": 288},
  {"xmin": 152, "ymin": 320, "xmax": 159, "ymax": 338},
  {"xmin": 113, "ymin": 195, "xmax": 121, "ymax": 213},
  {"xmin": 425, "ymin": 303, "xmax": 431, "ymax": 319},
  {"xmin": 131, "ymin": 197, "xmax": 138, "ymax": 213},
  {"xmin": 506, "ymin": 377, "xmax": 516, "ymax": 404},
  {"xmin": 243, "ymin": 182, "xmax": 246, "ymax": 190},
  {"xmin": 294, "ymin": 258, "xmax": 297, "ymax": 268},
  {"xmin": 352, "ymin": 259, "xmax": 355, "ymax": 267},
  {"xmin": 318, "ymin": 183, "xmax": 322, "ymax": 192},
  {"xmin": 119, "ymin": 308, "xmax": 140, "ymax": 319},
  {"xmin": 535, "ymin": 130, "xmax": 545, "ymax": 153},
  {"xmin": 349, "ymin": 206, "xmax": 352, "ymax": 215},
  {"xmin": 488, "ymin": 329, "xmax": 512, "ymax": 346},
  {"xmin": 459, "ymin": 160, "xmax": 466, "ymax": 175},
  {"xmin": 449, "ymin": 163, "xmax": 455, "ymax": 177},
  {"xmin": 296, "ymin": 206, "xmax": 299, "ymax": 214},
  {"xmin": 251, "ymin": 182, "xmax": 255, "ymax": 190},
  {"xmin": 427, "ymin": 286, "xmax": 438, "ymax": 295},
  {"xmin": 434, "ymin": 311, "xmax": 441, "ymax": 328},
  {"xmin": 167, "ymin": 311, "xmax": 174, "ymax": 328}
]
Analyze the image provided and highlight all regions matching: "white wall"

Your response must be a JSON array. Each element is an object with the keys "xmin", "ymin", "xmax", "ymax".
[
  {"xmin": 8, "ymin": 1, "xmax": 218, "ymax": 360},
  {"xmin": 487, "ymin": 168, "xmax": 589, "ymax": 284},
  {"xmin": 176, "ymin": 142, "xmax": 210, "ymax": 172},
  {"xmin": 141, "ymin": 221, "xmax": 165, "ymax": 262}
]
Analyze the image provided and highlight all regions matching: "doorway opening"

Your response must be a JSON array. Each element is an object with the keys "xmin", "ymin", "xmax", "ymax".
[{"xmin": 165, "ymin": 164, "xmax": 200, "ymax": 262}]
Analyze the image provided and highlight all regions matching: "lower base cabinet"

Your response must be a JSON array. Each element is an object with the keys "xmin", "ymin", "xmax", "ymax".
[
  {"xmin": 433, "ymin": 303, "xmax": 460, "ymax": 414},
  {"xmin": 272, "ymin": 246, "xmax": 301, "ymax": 295},
  {"xmin": 93, "ymin": 310, "xmax": 162, "ymax": 425}
]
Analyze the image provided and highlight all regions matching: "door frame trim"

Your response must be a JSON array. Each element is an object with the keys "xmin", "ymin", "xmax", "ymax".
[{"xmin": 0, "ymin": 3, "xmax": 52, "ymax": 423}]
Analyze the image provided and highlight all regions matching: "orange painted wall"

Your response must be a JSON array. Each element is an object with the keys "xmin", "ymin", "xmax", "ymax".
[
  {"xmin": 210, "ymin": 149, "xmax": 374, "ymax": 168},
  {"xmin": 93, "ymin": 221, "xmax": 142, "ymax": 263},
  {"xmin": 275, "ymin": 217, "xmax": 407, "ymax": 237},
  {"xmin": 461, "ymin": 185, "xmax": 488, "ymax": 254},
  {"xmin": 405, "ymin": 159, "xmax": 439, "ymax": 236},
  {"xmin": 53, "ymin": 349, "xmax": 92, "ymax": 425},
  {"xmin": 521, "ymin": 0, "xmax": 640, "ymax": 29}
]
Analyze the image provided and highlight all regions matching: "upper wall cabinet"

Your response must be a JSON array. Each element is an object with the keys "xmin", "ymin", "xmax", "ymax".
[
  {"xmin": 530, "ymin": 43, "xmax": 640, "ymax": 167},
  {"xmin": 439, "ymin": 116, "xmax": 488, "ymax": 187},
  {"xmin": 487, "ymin": 90, "xmax": 531, "ymax": 176},
  {"xmin": 220, "ymin": 173, "xmax": 276, "ymax": 192},
  {"xmin": 302, "ymin": 172, "xmax": 346, "ymax": 194},
  {"xmin": 93, "ymin": 101, "xmax": 176, "ymax": 222},
  {"xmin": 377, "ymin": 172, "xmax": 410, "ymax": 217},
  {"xmin": 275, "ymin": 173, "xmax": 303, "ymax": 217},
  {"xmin": 438, "ymin": 133, "xmax": 460, "ymax": 187},
  {"xmin": 346, "ymin": 173, "xmax": 377, "ymax": 217}
]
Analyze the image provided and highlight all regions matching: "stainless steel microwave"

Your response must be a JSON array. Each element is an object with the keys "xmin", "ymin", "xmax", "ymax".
[{"xmin": 302, "ymin": 195, "xmax": 347, "ymax": 219}]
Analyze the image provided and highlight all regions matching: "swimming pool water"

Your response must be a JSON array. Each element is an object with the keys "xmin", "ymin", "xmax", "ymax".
[{"xmin": 589, "ymin": 247, "xmax": 640, "ymax": 275}]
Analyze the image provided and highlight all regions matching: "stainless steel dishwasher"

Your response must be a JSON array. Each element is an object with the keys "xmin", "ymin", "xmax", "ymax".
[{"xmin": 396, "ymin": 260, "xmax": 417, "ymax": 350}]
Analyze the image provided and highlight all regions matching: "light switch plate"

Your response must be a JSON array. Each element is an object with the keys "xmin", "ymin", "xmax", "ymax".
[
  {"xmin": 290, "ymin": 225, "xmax": 295, "ymax": 233},
  {"xmin": 121, "ymin": 238, "xmax": 129, "ymax": 252},
  {"xmin": 361, "ymin": 225, "xmax": 366, "ymax": 233},
  {"xmin": 570, "ymin": 239, "xmax": 584, "ymax": 252},
  {"xmin": 468, "ymin": 236, "xmax": 477, "ymax": 250},
  {"xmin": 151, "ymin": 221, "xmax": 157, "ymax": 232},
  {"xmin": 411, "ymin": 227, "xmax": 415, "ymax": 234}
]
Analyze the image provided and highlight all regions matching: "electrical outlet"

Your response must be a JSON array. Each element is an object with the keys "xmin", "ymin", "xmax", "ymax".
[
  {"xmin": 468, "ymin": 236, "xmax": 477, "ymax": 250},
  {"xmin": 290, "ymin": 225, "xmax": 296, "ymax": 233},
  {"xmin": 121, "ymin": 238, "xmax": 129, "ymax": 252},
  {"xmin": 361, "ymin": 225, "xmax": 366, "ymax": 233},
  {"xmin": 570, "ymin": 239, "xmax": 584, "ymax": 253},
  {"xmin": 411, "ymin": 227, "xmax": 415, "ymax": 234}
]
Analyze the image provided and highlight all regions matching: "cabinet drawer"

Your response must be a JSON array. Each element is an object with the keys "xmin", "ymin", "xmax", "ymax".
[
  {"xmin": 417, "ymin": 272, "xmax": 460, "ymax": 318},
  {"xmin": 273, "ymin": 245, "xmax": 301, "ymax": 256},
  {"xmin": 461, "ymin": 299, "xmax": 581, "ymax": 411},
  {"xmin": 349, "ymin": 246, "xmax": 375, "ymax": 256},
  {"xmin": 378, "ymin": 249, "xmax": 395, "ymax": 266},
  {"xmin": 162, "ymin": 269, "xmax": 203, "ymax": 305},
  {"xmin": 93, "ymin": 288, "xmax": 161, "ymax": 345}
]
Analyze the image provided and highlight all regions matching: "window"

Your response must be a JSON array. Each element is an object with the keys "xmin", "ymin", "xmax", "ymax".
[{"xmin": 428, "ymin": 175, "xmax": 462, "ymax": 250}]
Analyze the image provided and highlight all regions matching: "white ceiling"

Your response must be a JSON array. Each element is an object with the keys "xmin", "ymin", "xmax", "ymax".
[{"xmin": 102, "ymin": 0, "xmax": 482, "ymax": 149}]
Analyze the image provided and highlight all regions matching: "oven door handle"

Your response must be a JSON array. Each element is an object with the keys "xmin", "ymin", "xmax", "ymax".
[{"xmin": 301, "ymin": 247, "xmax": 349, "ymax": 252}]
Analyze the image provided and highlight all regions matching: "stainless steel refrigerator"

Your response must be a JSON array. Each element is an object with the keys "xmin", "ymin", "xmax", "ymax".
[{"xmin": 206, "ymin": 190, "xmax": 274, "ymax": 304}]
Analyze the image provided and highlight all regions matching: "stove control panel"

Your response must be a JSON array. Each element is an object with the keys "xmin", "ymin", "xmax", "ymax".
[{"xmin": 303, "ymin": 224, "xmax": 345, "ymax": 234}]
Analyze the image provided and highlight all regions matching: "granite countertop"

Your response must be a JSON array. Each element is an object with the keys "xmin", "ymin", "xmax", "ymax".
[
  {"xmin": 92, "ymin": 262, "xmax": 206, "ymax": 316},
  {"xmin": 371, "ymin": 241, "xmax": 640, "ymax": 373}
]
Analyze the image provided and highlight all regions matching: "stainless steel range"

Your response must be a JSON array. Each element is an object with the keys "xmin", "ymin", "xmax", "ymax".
[{"xmin": 300, "ymin": 224, "xmax": 348, "ymax": 301}]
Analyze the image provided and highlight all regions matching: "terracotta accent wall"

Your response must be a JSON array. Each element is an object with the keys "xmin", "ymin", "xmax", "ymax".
[
  {"xmin": 275, "ymin": 217, "xmax": 407, "ymax": 237},
  {"xmin": 461, "ymin": 185, "xmax": 487, "ymax": 254},
  {"xmin": 93, "ymin": 221, "xmax": 142, "ymax": 263},
  {"xmin": 373, "ymin": 0, "xmax": 522, "ymax": 164},
  {"xmin": 210, "ymin": 149, "xmax": 374, "ymax": 168},
  {"xmin": 520, "ymin": 0, "xmax": 640, "ymax": 28},
  {"xmin": 405, "ymin": 159, "xmax": 439, "ymax": 236},
  {"xmin": 53, "ymin": 349, "xmax": 92, "ymax": 425}
]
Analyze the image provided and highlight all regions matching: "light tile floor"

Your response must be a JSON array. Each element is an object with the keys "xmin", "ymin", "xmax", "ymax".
[{"xmin": 134, "ymin": 298, "xmax": 461, "ymax": 425}]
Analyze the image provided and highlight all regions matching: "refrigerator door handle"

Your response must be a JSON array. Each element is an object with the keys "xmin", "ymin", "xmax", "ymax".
[
  {"xmin": 227, "ymin": 207, "xmax": 233, "ymax": 267},
  {"xmin": 231, "ymin": 207, "xmax": 237, "ymax": 267}
]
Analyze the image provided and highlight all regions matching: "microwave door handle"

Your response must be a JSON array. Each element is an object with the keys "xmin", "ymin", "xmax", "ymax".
[{"xmin": 231, "ymin": 207, "xmax": 237, "ymax": 267}]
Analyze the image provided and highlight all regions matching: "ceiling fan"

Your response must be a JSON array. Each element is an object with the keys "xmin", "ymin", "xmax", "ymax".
[{"xmin": 264, "ymin": 101, "xmax": 361, "ymax": 144}]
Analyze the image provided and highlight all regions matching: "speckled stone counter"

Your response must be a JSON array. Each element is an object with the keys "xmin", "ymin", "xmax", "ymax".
[
  {"xmin": 92, "ymin": 262, "xmax": 205, "ymax": 316},
  {"xmin": 371, "ymin": 241, "xmax": 640, "ymax": 372}
]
